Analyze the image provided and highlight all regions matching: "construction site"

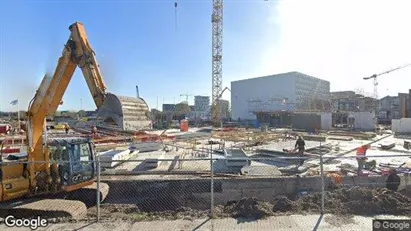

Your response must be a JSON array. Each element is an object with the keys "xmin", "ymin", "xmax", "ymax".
[{"xmin": 1, "ymin": 3, "xmax": 411, "ymax": 230}]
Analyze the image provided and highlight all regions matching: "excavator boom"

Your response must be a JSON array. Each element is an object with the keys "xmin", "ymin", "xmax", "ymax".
[
  {"xmin": 68, "ymin": 22, "xmax": 152, "ymax": 131},
  {"xmin": 0, "ymin": 22, "xmax": 120, "ymax": 220},
  {"xmin": 68, "ymin": 22, "xmax": 107, "ymax": 108}
]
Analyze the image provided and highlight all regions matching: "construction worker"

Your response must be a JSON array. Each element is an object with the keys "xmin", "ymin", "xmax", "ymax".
[
  {"xmin": 295, "ymin": 136, "xmax": 306, "ymax": 165},
  {"xmin": 64, "ymin": 124, "xmax": 69, "ymax": 134},
  {"xmin": 386, "ymin": 168, "xmax": 401, "ymax": 191},
  {"xmin": 92, "ymin": 126, "xmax": 98, "ymax": 137},
  {"xmin": 328, "ymin": 172, "xmax": 343, "ymax": 189},
  {"xmin": 356, "ymin": 144, "xmax": 369, "ymax": 175}
]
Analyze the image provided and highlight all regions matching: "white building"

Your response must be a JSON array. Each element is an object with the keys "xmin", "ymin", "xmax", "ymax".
[{"xmin": 231, "ymin": 72, "xmax": 330, "ymax": 120}]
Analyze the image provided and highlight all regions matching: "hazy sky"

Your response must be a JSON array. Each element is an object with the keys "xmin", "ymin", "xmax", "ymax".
[{"xmin": 1, "ymin": 0, "xmax": 411, "ymax": 112}]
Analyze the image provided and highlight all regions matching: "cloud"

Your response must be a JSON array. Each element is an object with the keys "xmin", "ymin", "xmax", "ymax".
[{"xmin": 259, "ymin": 0, "xmax": 411, "ymax": 97}]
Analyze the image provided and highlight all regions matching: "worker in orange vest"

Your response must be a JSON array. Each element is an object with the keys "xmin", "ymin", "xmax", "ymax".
[
  {"xmin": 356, "ymin": 145, "xmax": 369, "ymax": 175},
  {"xmin": 328, "ymin": 172, "xmax": 342, "ymax": 188}
]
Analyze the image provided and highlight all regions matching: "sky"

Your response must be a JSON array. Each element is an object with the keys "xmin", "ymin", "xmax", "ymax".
[{"xmin": 1, "ymin": 0, "xmax": 411, "ymax": 112}]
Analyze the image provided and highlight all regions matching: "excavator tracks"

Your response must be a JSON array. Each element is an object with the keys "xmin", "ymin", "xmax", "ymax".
[
  {"xmin": 0, "ymin": 182, "xmax": 109, "ymax": 220},
  {"xmin": 65, "ymin": 182, "xmax": 109, "ymax": 207}
]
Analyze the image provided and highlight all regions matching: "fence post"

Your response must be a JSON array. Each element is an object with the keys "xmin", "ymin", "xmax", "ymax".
[
  {"xmin": 210, "ymin": 145, "xmax": 214, "ymax": 219},
  {"xmin": 96, "ymin": 158, "xmax": 101, "ymax": 222},
  {"xmin": 320, "ymin": 155, "xmax": 325, "ymax": 214}
]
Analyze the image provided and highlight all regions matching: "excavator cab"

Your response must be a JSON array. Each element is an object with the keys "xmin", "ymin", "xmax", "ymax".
[
  {"xmin": 49, "ymin": 137, "xmax": 96, "ymax": 189},
  {"xmin": 0, "ymin": 137, "xmax": 108, "ymax": 219}
]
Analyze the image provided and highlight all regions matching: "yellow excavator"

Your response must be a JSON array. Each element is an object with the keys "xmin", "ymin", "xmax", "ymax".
[{"xmin": 0, "ymin": 22, "xmax": 137, "ymax": 218}]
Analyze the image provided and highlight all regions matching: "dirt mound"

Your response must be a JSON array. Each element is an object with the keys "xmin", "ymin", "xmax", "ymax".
[
  {"xmin": 216, "ymin": 197, "xmax": 274, "ymax": 219},
  {"xmin": 273, "ymin": 196, "xmax": 295, "ymax": 212},
  {"xmin": 88, "ymin": 187, "xmax": 411, "ymax": 222},
  {"xmin": 216, "ymin": 187, "xmax": 411, "ymax": 219},
  {"xmin": 296, "ymin": 186, "xmax": 411, "ymax": 215}
]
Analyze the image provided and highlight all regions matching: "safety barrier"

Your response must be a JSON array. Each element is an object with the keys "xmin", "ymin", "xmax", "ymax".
[{"xmin": 0, "ymin": 151, "xmax": 410, "ymax": 230}]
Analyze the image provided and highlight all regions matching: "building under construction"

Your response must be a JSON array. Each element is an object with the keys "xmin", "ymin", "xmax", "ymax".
[
  {"xmin": 231, "ymin": 72, "xmax": 330, "ymax": 120},
  {"xmin": 379, "ymin": 90, "xmax": 411, "ymax": 124},
  {"xmin": 230, "ymin": 73, "xmax": 377, "ymax": 131}
]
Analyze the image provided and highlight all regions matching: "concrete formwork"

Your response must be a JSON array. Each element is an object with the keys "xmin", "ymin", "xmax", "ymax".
[
  {"xmin": 291, "ymin": 114, "xmax": 321, "ymax": 132},
  {"xmin": 348, "ymin": 112, "xmax": 375, "ymax": 131},
  {"xmin": 320, "ymin": 113, "xmax": 332, "ymax": 130},
  {"xmin": 392, "ymin": 118, "xmax": 411, "ymax": 133},
  {"xmin": 98, "ymin": 93, "xmax": 152, "ymax": 131}
]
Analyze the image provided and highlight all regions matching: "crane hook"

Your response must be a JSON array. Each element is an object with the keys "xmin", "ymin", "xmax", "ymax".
[{"xmin": 174, "ymin": 1, "xmax": 178, "ymax": 31}]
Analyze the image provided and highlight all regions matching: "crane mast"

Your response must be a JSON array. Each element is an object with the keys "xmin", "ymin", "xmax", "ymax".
[{"xmin": 211, "ymin": 0, "xmax": 223, "ymax": 127}]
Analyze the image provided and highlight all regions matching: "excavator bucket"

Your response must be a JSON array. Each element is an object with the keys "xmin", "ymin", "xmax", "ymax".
[{"xmin": 97, "ymin": 93, "xmax": 152, "ymax": 131}]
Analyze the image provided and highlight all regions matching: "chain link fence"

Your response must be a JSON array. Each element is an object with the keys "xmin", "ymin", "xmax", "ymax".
[{"xmin": 0, "ymin": 149, "xmax": 410, "ymax": 230}]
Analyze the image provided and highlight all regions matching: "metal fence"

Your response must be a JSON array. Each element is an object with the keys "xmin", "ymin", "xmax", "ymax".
[{"xmin": 0, "ymin": 152, "xmax": 410, "ymax": 230}]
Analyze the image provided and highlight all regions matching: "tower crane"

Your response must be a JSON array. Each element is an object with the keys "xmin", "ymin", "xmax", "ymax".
[
  {"xmin": 363, "ymin": 63, "xmax": 411, "ymax": 100},
  {"xmin": 211, "ymin": 87, "xmax": 232, "ymax": 127},
  {"xmin": 210, "ymin": 0, "xmax": 270, "ymax": 127},
  {"xmin": 175, "ymin": 1, "xmax": 270, "ymax": 126},
  {"xmin": 211, "ymin": 0, "xmax": 224, "ymax": 127},
  {"xmin": 180, "ymin": 93, "xmax": 193, "ymax": 103},
  {"xmin": 363, "ymin": 63, "xmax": 411, "ymax": 128}
]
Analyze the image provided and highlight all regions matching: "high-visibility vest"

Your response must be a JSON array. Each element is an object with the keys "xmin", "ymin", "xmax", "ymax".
[
  {"xmin": 356, "ymin": 147, "xmax": 366, "ymax": 156},
  {"xmin": 328, "ymin": 173, "xmax": 342, "ymax": 185}
]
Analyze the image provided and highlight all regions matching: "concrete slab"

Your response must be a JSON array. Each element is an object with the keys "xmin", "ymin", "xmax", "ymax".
[
  {"xmin": 92, "ymin": 133, "xmax": 411, "ymax": 177},
  {"xmin": 102, "ymin": 151, "xmax": 167, "ymax": 173},
  {"xmin": 98, "ymin": 149, "xmax": 138, "ymax": 168},
  {"xmin": 257, "ymin": 140, "xmax": 323, "ymax": 152},
  {"xmin": 241, "ymin": 165, "xmax": 282, "ymax": 176},
  {"xmin": 129, "ymin": 141, "xmax": 162, "ymax": 153}
]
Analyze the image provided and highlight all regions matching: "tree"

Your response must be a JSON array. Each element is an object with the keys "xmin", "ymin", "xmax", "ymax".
[{"xmin": 175, "ymin": 103, "xmax": 191, "ymax": 115}]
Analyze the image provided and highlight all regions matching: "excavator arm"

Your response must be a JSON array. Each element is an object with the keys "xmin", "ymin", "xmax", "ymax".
[
  {"xmin": 2, "ymin": 22, "xmax": 115, "ymax": 200},
  {"xmin": 68, "ymin": 22, "xmax": 107, "ymax": 108},
  {"xmin": 29, "ymin": 22, "xmax": 108, "ymax": 118},
  {"xmin": 27, "ymin": 22, "xmax": 108, "ymax": 169},
  {"xmin": 28, "ymin": 21, "xmax": 151, "ymax": 150},
  {"xmin": 212, "ymin": 87, "xmax": 231, "ymax": 126}
]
